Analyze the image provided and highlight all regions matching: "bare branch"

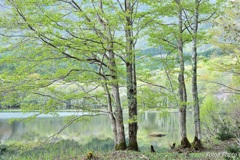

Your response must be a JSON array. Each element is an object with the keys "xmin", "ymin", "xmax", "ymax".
[
  {"xmin": 138, "ymin": 78, "xmax": 171, "ymax": 92},
  {"xmin": 198, "ymin": 12, "xmax": 216, "ymax": 24},
  {"xmin": 43, "ymin": 113, "xmax": 106, "ymax": 143},
  {"xmin": 116, "ymin": 0, "xmax": 125, "ymax": 12},
  {"xmin": 162, "ymin": 38, "xmax": 178, "ymax": 48},
  {"xmin": 200, "ymin": 80, "xmax": 240, "ymax": 92}
]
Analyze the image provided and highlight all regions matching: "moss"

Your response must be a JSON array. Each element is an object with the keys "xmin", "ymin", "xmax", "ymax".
[
  {"xmin": 180, "ymin": 137, "xmax": 191, "ymax": 148},
  {"xmin": 191, "ymin": 136, "xmax": 203, "ymax": 151},
  {"xmin": 115, "ymin": 142, "xmax": 127, "ymax": 150},
  {"xmin": 128, "ymin": 142, "xmax": 139, "ymax": 151}
]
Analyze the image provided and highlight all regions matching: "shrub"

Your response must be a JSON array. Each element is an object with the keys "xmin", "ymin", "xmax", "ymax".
[
  {"xmin": 216, "ymin": 120, "xmax": 235, "ymax": 141},
  {"xmin": 0, "ymin": 144, "xmax": 7, "ymax": 154},
  {"xmin": 224, "ymin": 144, "xmax": 240, "ymax": 160}
]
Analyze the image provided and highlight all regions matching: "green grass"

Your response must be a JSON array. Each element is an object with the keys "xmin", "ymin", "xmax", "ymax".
[
  {"xmin": 1, "ymin": 139, "xmax": 114, "ymax": 160},
  {"xmin": 1, "ymin": 139, "xmax": 234, "ymax": 160}
]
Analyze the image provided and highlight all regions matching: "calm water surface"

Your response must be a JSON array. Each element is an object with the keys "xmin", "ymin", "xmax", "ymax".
[{"xmin": 0, "ymin": 111, "xmax": 194, "ymax": 149}]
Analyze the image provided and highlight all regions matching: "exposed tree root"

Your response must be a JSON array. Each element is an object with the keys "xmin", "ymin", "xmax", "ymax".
[{"xmin": 191, "ymin": 136, "xmax": 203, "ymax": 151}]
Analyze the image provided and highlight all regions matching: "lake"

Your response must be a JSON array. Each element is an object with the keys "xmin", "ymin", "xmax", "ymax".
[{"xmin": 0, "ymin": 111, "xmax": 194, "ymax": 150}]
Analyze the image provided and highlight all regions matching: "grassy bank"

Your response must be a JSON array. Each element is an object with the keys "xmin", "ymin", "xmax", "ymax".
[{"xmin": 1, "ymin": 138, "xmax": 239, "ymax": 160}]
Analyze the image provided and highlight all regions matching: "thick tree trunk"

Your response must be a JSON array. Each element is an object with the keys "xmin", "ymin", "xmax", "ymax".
[
  {"xmin": 126, "ymin": 61, "xmax": 138, "ymax": 151},
  {"xmin": 176, "ymin": 0, "xmax": 191, "ymax": 148},
  {"xmin": 125, "ymin": 0, "xmax": 139, "ymax": 151},
  {"xmin": 192, "ymin": 0, "xmax": 202, "ymax": 150},
  {"xmin": 130, "ymin": 46, "xmax": 138, "ymax": 151}
]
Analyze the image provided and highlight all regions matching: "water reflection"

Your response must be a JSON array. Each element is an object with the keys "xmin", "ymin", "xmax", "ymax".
[{"xmin": 0, "ymin": 111, "xmax": 194, "ymax": 148}]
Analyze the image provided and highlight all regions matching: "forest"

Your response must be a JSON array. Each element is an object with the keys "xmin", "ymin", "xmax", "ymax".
[{"xmin": 0, "ymin": 0, "xmax": 239, "ymax": 160}]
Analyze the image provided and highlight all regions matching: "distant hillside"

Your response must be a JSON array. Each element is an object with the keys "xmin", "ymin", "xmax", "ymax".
[
  {"xmin": 137, "ymin": 45, "xmax": 224, "ymax": 70},
  {"xmin": 140, "ymin": 45, "xmax": 223, "ymax": 58},
  {"xmin": 139, "ymin": 46, "xmax": 167, "ymax": 57}
]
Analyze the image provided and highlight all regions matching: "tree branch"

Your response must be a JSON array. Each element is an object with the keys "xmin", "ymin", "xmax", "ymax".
[
  {"xmin": 138, "ymin": 78, "xmax": 171, "ymax": 92},
  {"xmin": 200, "ymin": 80, "xmax": 240, "ymax": 92}
]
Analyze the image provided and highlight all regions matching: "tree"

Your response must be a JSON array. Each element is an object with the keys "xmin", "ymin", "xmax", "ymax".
[
  {"xmin": 92, "ymin": 0, "xmax": 127, "ymax": 150},
  {"xmin": 146, "ymin": 0, "xmax": 191, "ymax": 148},
  {"xmin": 182, "ymin": 0, "xmax": 224, "ymax": 149},
  {"xmin": 191, "ymin": 0, "xmax": 202, "ymax": 149},
  {"xmin": 147, "ymin": 0, "xmax": 223, "ymax": 148},
  {"xmin": 110, "ymin": 0, "xmax": 149, "ymax": 150},
  {"xmin": 0, "ymin": 0, "xmax": 128, "ymax": 150},
  {"xmin": 174, "ymin": 0, "xmax": 191, "ymax": 148},
  {"xmin": 210, "ymin": 0, "xmax": 240, "ymax": 101}
]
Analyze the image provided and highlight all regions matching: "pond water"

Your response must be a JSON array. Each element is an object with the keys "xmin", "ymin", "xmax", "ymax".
[{"xmin": 0, "ymin": 111, "xmax": 194, "ymax": 150}]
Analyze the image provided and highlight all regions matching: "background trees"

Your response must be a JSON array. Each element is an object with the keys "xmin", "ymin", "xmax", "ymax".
[
  {"xmin": 211, "ymin": 0, "xmax": 240, "ymax": 76},
  {"xmin": 209, "ymin": 0, "xmax": 240, "ymax": 140}
]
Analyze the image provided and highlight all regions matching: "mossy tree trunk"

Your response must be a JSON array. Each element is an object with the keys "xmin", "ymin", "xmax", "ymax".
[{"xmin": 124, "ymin": 0, "xmax": 139, "ymax": 151}]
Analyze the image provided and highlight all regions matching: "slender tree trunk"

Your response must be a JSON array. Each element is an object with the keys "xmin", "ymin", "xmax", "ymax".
[
  {"xmin": 192, "ymin": 0, "xmax": 202, "ymax": 150},
  {"xmin": 103, "ymin": 82, "xmax": 118, "ymax": 145},
  {"xmin": 109, "ymin": 51, "xmax": 127, "ymax": 150},
  {"xmin": 97, "ymin": 0, "xmax": 127, "ymax": 150},
  {"xmin": 125, "ymin": 0, "xmax": 139, "ymax": 151},
  {"xmin": 112, "ymin": 83, "xmax": 127, "ymax": 150},
  {"xmin": 102, "ymin": 50, "xmax": 127, "ymax": 150},
  {"xmin": 131, "ymin": 44, "xmax": 138, "ymax": 150},
  {"xmin": 176, "ymin": 0, "xmax": 191, "ymax": 148}
]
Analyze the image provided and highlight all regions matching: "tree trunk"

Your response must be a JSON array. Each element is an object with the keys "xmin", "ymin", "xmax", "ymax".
[
  {"xmin": 125, "ymin": 0, "xmax": 139, "ymax": 151},
  {"xmin": 97, "ymin": 0, "xmax": 127, "ymax": 149},
  {"xmin": 192, "ymin": 0, "xmax": 202, "ymax": 150},
  {"xmin": 131, "ymin": 43, "xmax": 138, "ymax": 151},
  {"xmin": 111, "ymin": 83, "xmax": 127, "ymax": 150},
  {"xmin": 126, "ymin": 61, "xmax": 138, "ymax": 151},
  {"xmin": 103, "ymin": 82, "xmax": 118, "ymax": 146},
  {"xmin": 109, "ymin": 51, "xmax": 127, "ymax": 150},
  {"xmin": 102, "ymin": 50, "xmax": 127, "ymax": 150},
  {"xmin": 176, "ymin": 0, "xmax": 191, "ymax": 148}
]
